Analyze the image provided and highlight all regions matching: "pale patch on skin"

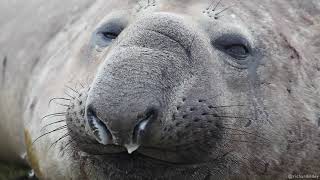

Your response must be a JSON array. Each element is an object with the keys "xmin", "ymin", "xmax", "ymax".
[{"xmin": 24, "ymin": 129, "xmax": 43, "ymax": 179}]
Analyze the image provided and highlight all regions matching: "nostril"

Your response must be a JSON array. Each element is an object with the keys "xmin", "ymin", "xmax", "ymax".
[
  {"xmin": 86, "ymin": 106, "xmax": 112, "ymax": 145},
  {"xmin": 132, "ymin": 107, "xmax": 158, "ymax": 144}
]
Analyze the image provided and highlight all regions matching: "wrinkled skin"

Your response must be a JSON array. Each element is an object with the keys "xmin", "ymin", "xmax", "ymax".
[{"xmin": 0, "ymin": 0, "xmax": 320, "ymax": 179}]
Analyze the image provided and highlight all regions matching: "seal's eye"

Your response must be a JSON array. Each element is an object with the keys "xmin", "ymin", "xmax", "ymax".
[
  {"xmin": 102, "ymin": 31, "xmax": 119, "ymax": 40},
  {"xmin": 213, "ymin": 34, "xmax": 251, "ymax": 60},
  {"xmin": 95, "ymin": 24, "xmax": 123, "ymax": 47},
  {"xmin": 99, "ymin": 24, "xmax": 123, "ymax": 41},
  {"xmin": 223, "ymin": 44, "xmax": 249, "ymax": 60},
  {"xmin": 92, "ymin": 17, "xmax": 127, "ymax": 48}
]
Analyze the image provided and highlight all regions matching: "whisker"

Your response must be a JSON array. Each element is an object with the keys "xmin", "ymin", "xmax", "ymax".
[
  {"xmin": 64, "ymin": 90, "xmax": 76, "ymax": 99},
  {"xmin": 40, "ymin": 112, "xmax": 67, "ymax": 122},
  {"xmin": 49, "ymin": 133, "xmax": 70, "ymax": 150},
  {"xmin": 53, "ymin": 102, "xmax": 70, "ymax": 107},
  {"xmin": 65, "ymin": 85, "xmax": 81, "ymax": 95},
  {"xmin": 41, "ymin": 112, "xmax": 66, "ymax": 121},
  {"xmin": 206, "ymin": 0, "xmax": 216, "ymax": 10},
  {"xmin": 41, "ymin": 120, "xmax": 66, "ymax": 131},
  {"xmin": 32, "ymin": 125, "xmax": 67, "ymax": 144},
  {"xmin": 137, "ymin": 0, "xmax": 142, "ymax": 9},
  {"xmin": 214, "ymin": 4, "xmax": 235, "ymax": 16},
  {"xmin": 85, "ymin": 75, "xmax": 92, "ymax": 88},
  {"xmin": 212, "ymin": 0, "xmax": 223, "ymax": 11},
  {"xmin": 48, "ymin": 98, "xmax": 70, "ymax": 106},
  {"xmin": 60, "ymin": 137, "xmax": 78, "ymax": 155},
  {"xmin": 79, "ymin": 82, "xmax": 85, "ymax": 88},
  {"xmin": 212, "ymin": 150, "xmax": 234, "ymax": 162}
]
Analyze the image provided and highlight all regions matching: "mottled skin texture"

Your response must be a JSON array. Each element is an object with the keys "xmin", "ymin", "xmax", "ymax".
[{"xmin": 0, "ymin": 0, "xmax": 320, "ymax": 179}]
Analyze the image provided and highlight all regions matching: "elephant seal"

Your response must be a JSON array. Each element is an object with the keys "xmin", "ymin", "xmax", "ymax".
[{"xmin": 0, "ymin": 0, "xmax": 320, "ymax": 179}]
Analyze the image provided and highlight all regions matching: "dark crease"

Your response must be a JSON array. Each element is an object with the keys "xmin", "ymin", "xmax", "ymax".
[
  {"xmin": 222, "ymin": 127, "xmax": 270, "ymax": 142},
  {"xmin": 2, "ymin": 56, "xmax": 7, "ymax": 85},
  {"xmin": 30, "ymin": 56, "xmax": 40, "ymax": 73},
  {"xmin": 144, "ymin": 29, "xmax": 193, "ymax": 60},
  {"xmin": 318, "ymin": 114, "xmax": 320, "ymax": 127},
  {"xmin": 279, "ymin": 33, "xmax": 301, "ymax": 59}
]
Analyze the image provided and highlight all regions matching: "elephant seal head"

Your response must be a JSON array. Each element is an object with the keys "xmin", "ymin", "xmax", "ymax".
[{"xmin": 34, "ymin": 0, "xmax": 320, "ymax": 179}]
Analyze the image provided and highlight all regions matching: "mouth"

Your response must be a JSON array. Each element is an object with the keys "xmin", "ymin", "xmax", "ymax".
[
  {"xmin": 78, "ymin": 147, "xmax": 220, "ymax": 180},
  {"xmin": 92, "ymin": 150, "xmax": 199, "ymax": 167},
  {"xmin": 80, "ymin": 146, "xmax": 221, "ymax": 177},
  {"xmin": 74, "ymin": 140, "xmax": 212, "ymax": 166}
]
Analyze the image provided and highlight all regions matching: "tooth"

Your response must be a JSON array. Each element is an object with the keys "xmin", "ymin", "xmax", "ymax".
[{"xmin": 124, "ymin": 143, "xmax": 140, "ymax": 154}]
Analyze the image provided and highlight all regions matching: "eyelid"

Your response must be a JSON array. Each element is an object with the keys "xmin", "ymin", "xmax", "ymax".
[
  {"xmin": 212, "ymin": 33, "xmax": 252, "ymax": 51},
  {"xmin": 97, "ymin": 22, "xmax": 124, "ymax": 34}
]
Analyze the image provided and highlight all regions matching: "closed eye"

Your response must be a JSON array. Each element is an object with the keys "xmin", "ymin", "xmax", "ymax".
[
  {"xmin": 93, "ymin": 17, "xmax": 127, "ymax": 48},
  {"xmin": 223, "ymin": 44, "xmax": 249, "ymax": 60},
  {"xmin": 213, "ymin": 34, "xmax": 252, "ymax": 60},
  {"xmin": 101, "ymin": 31, "xmax": 119, "ymax": 40}
]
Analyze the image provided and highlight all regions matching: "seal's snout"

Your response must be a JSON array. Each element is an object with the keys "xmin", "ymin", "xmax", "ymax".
[{"xmin": 85, "ymin": 96, "xmax": 159, "ymax": 153}]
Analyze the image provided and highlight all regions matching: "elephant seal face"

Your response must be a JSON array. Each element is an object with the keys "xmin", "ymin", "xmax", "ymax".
[
  {"xmin": 33, "ymin": 0, "xmax": 320, "ymax": 179},
  {"xmin": 66, "ymin": 3, "xmax": 269, "ymax": 179}
]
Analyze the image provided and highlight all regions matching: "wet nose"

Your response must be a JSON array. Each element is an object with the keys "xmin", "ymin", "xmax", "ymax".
[{"xmin": 85, "ymin": 104, "xmax": 158, "ymax": 153}]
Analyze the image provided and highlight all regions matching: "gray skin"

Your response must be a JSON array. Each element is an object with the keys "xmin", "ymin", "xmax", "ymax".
[{"xmin": 0, "ymin": 0, "xmax": 320, "ymax": 179}]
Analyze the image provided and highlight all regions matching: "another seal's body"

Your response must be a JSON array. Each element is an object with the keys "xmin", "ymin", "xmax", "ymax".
[{"xmin": 0, "ymin": 0, "xmax": 319, "ymax": 179}]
